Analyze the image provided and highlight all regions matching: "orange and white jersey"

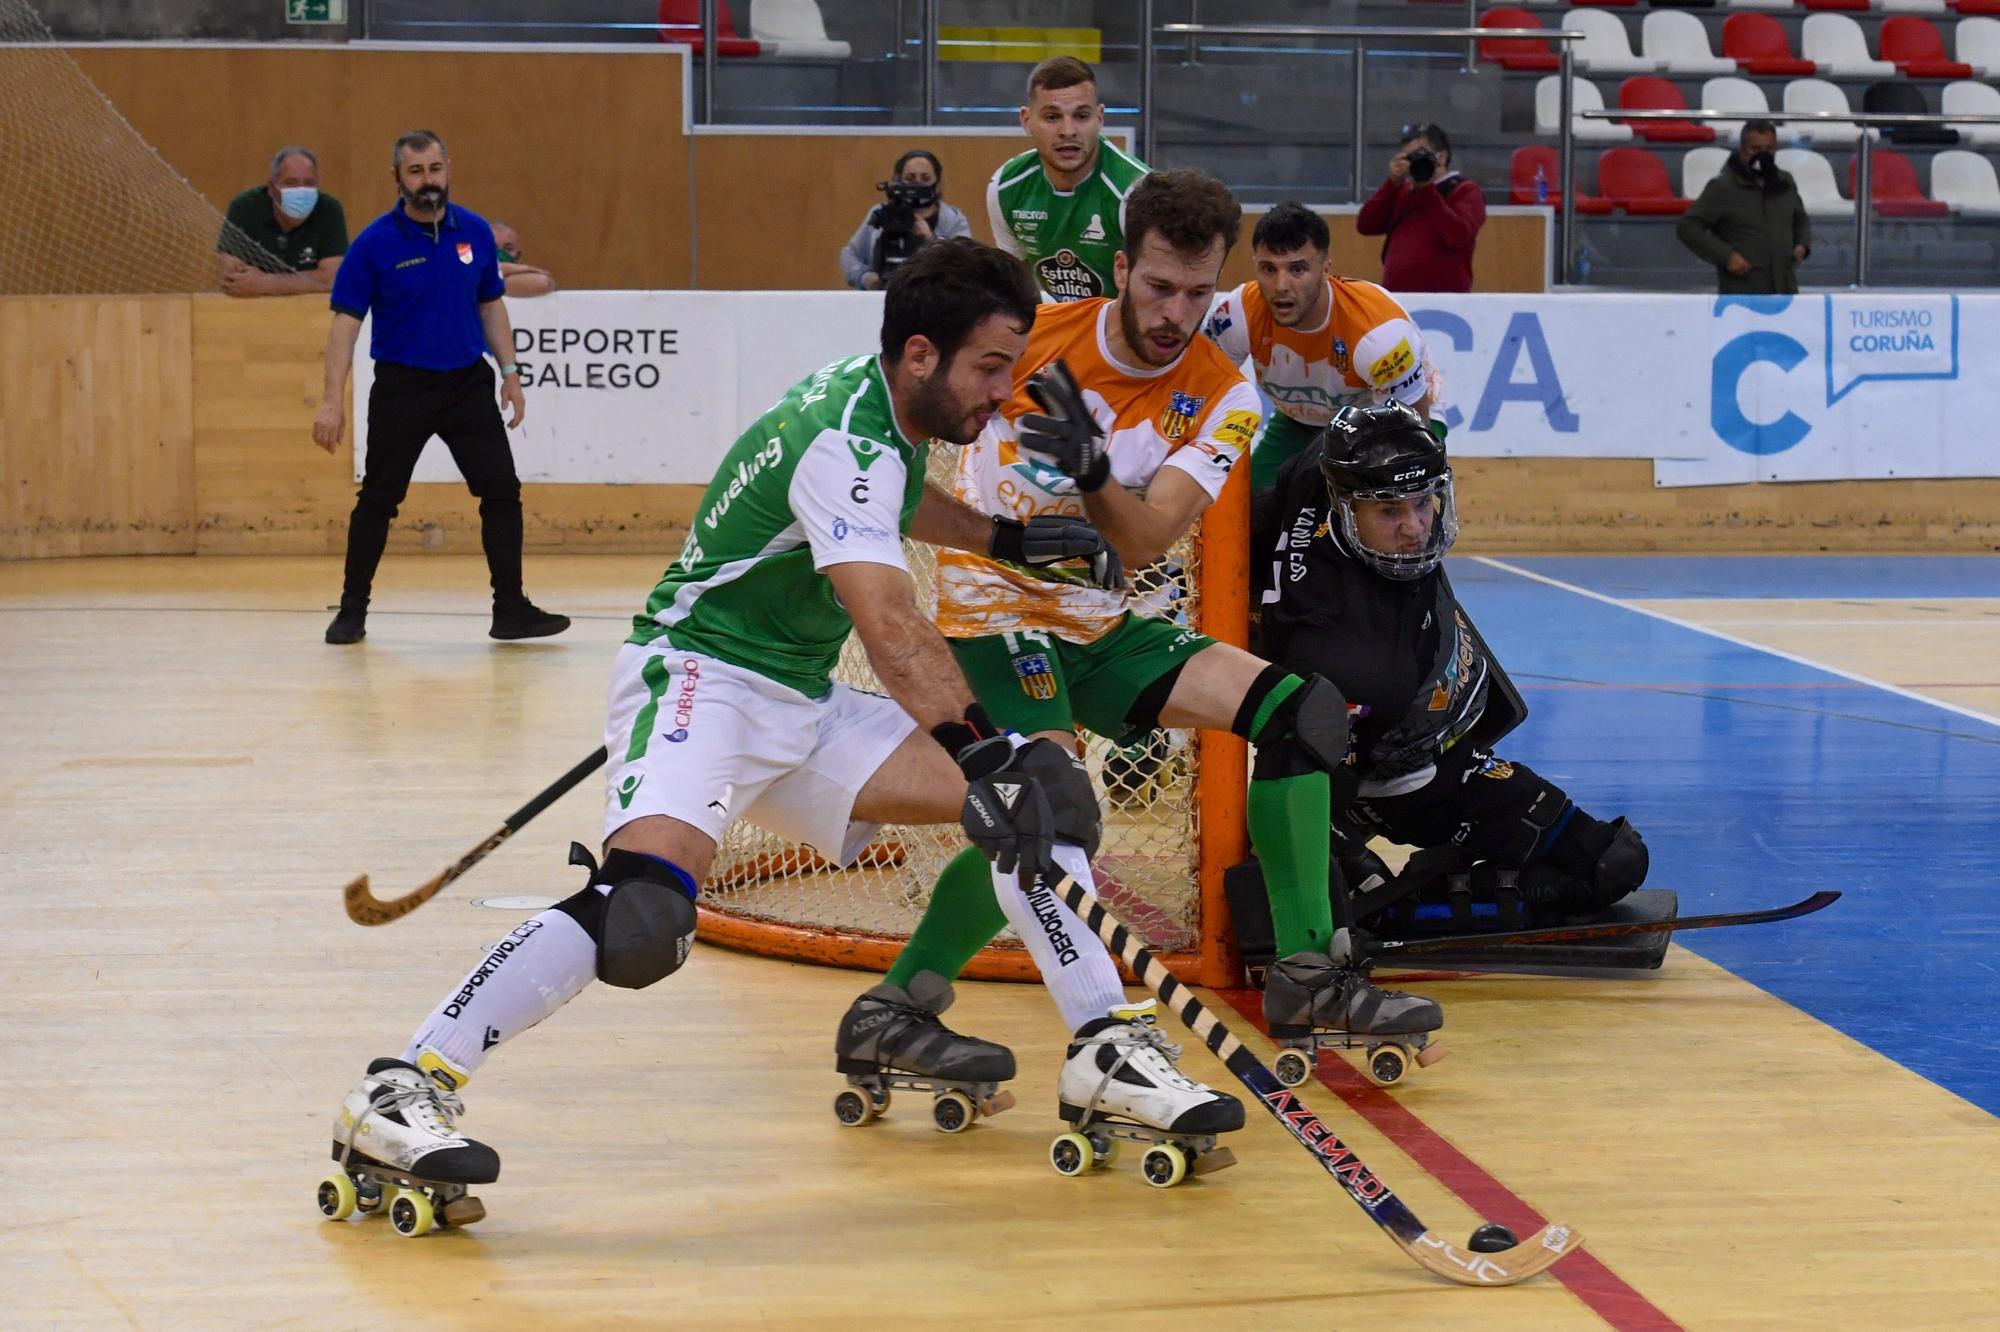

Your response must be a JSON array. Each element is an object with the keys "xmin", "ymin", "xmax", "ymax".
[
  {"xmin": 935, "ymin": 297, "xmax": 1261, "ymax": 644},
  {"xmin": 1203, "ymin": 277, "xmax": 1438, "ymax": 429}
]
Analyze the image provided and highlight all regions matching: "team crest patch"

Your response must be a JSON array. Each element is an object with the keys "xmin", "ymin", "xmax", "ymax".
[
  {"xmin": 1476, "ymin": 755, "xmax": 1516, "ymax": 781},
  {"xmin": 1013, "ymin": 651, "xmax": 1058, "ymax": 701},
  {"xmin": 1160, "ymin": 390, "xmax": 1207, "ymax": 441},
  {"xmin": 456, "ymin": 242, "xmax": 474, "ymax": 264},
  {"xmin": 1331, "ymin": 338, "xmax": 1350, "ymax": 372}
]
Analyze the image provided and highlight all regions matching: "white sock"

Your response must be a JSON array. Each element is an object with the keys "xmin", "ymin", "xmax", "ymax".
[
  {"xmin": 991, "ymin": 842, "xmax": 1127, "ymax": 1031},
  {"xmin": 403, "ymin": 908, "xmax": 597, "ymax": 1078}
]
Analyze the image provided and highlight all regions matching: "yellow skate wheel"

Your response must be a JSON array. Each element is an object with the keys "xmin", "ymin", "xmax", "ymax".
[
  {"xmin": 390, "ymin": 1188, "xmax": 436, "ymax": 1238},
  {"xmin": 931, "ymin": 1090, "xmax": 974, "ymax": 1134},
  {"xmin": 1273, "ymin": 1048, "xmax": 1312, "ymax": 1088},
  {"xmin": 833, "ymin": 1089, "xmax": 875, "ymax": 1127},
  {"xmin": 1365, "ymin": 1043, "xmax": 1411, "ymax": 1088},
  {"xmin": 1049, "ymin": 1132, "xmax": 1095, "ymax": 1177},
  {"xmin": 1140, "ymin": 1143, "xmax": 1188, "ymax": 1189},
  {"xmin": 316, "ymin": 1173, "xmax": 357, "ymax": 1221}
]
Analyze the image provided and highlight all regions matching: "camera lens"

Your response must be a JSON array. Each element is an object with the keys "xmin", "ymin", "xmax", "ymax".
[{"xmin": 1407, "ymin": 150, "xmax": 1436, "ymax": 183}]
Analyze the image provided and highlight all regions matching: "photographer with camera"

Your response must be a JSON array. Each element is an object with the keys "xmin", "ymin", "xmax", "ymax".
[
  {"xmin": 840, "ymin": 149, "xmax": 972, "ymax": 290},
  {"xmin": 1354, "ymin": 123, "xmax": 1486, "ymax": 294}
]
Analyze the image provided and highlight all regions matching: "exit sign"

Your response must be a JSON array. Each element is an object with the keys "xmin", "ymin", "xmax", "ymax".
[{"xmin": 285, "ymin": 0, "xmax": 347, "ymax": 22}]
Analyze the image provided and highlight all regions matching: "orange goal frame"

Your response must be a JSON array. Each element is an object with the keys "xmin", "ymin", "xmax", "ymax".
[{"xmin": 695, "ymin": 466, "xmax": 1253, "ymax": 989}]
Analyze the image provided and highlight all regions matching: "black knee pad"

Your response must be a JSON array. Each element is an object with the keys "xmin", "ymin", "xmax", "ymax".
[
  {"xmin": 1245, "ymin": 672, "xmax": 1351, "ymax": 781},
  {"xmin": 1489, "ymin": 784, "xmax": 1569, "ymax": 866},
  {"xmin": 555, "ymin": 847, "xmax": 699, "ymax": 990},
  {"xmin": 1526, "ymin": 813, "xmax": 1649, "ymax": 911}
]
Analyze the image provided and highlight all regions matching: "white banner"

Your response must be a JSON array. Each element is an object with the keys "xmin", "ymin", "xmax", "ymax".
[{"xmin": 354, "ymin": 289, "xmax": 1993, "ymax": 488}]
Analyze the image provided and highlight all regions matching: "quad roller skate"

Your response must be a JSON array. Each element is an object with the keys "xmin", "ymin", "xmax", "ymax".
[
  {"xmin": 833, "ymin": 971, "xmax": 1017, "ymax": 1133},
  {"xmin": 1049, "ymin": 1001, "xmax": 1244, "ymax": 1188},
  {"xmin": 1265, "ymin": 930, "xmax": 1445, "ymax": 1089},
  {"xmin": 318, "ymin": 1056, "xmax": 499, "ymax": 1238}
]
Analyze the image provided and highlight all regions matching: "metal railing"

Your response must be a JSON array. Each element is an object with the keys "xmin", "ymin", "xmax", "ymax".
[{"xmin": 1588, "ymin": 109, "xmax": 2000, "ymax": 286}]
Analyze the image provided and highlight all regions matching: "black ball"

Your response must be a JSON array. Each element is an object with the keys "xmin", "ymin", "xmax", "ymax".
[{"xmin": 1467, "ymin": 1223, "xmax": 1518, "ymax": 1253}]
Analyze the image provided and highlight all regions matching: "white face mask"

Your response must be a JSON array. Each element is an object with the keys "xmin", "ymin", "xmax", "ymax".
[{"xmin": 278, "ymin": 186, "xmax": 318, "ymax": 220}]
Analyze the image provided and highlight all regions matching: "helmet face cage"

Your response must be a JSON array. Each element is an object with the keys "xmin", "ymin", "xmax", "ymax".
[{"xmin": 1329, "ymin": 471, "xmax": 1458, "ymax": 580}]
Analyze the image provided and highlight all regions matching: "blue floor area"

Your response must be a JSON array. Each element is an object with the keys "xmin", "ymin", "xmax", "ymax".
[
  {"xmin": 1447, "ymin": 556, "xmax": 2000, "ymax": 1116},
  {"xmin": 1506, "ymin": 555, "xmax": 1999, "ymax": 602}
]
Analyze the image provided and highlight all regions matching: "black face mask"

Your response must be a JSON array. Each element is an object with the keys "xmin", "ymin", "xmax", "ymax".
[{"xmin": 1749, "ymin": 151, "xmax": 1777, "ymax": 176}]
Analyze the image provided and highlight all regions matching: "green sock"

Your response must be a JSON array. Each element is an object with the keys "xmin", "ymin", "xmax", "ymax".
[
  {"xmin": 883, "ymin": 846, "xmax": 1009, "ymax": 990},
  {"xmin": 1247, "ymin": 771, "xmax": 1335, "ymax": 958}
]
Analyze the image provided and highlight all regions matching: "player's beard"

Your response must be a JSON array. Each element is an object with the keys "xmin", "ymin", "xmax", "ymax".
[
  {"xmin": 1118, "ymin": 293, "xmax": 1187, "ymax": 368},
  {"xmin": 907, "ymin": 368, "xmax": 985, "ymax": 445}
]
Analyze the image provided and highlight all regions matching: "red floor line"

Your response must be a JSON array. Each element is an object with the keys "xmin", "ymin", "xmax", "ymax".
[{"xmin": 1215, "ymin": 987, "xmax": 1682, "ymax": 1332}]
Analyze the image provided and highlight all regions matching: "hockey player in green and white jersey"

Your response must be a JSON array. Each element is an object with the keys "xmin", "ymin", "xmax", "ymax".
[
  {"xmin": 317, "ymin": 241, "xmax": 1125, "ymax": 1230},
  {"xmin": 986, "ymin": 56, "xmax": 1150, "ymax": 302}
]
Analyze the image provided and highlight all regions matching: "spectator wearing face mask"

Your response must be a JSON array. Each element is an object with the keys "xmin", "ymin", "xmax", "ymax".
[
  {"xmin": 218, "ymin": 145, "xmax": 348, "ymax": 297},
  {"xmin": 1677, "ymin": 120, "xmax": 1811, "ymax": 295},
  {"xmin": 490, "ymin": 221, "xmax": 557, "ymax": 298}
]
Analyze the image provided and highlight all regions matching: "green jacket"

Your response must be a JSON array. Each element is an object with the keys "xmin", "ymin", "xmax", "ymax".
[{"xmin": 1677, "ymin": 161, "xmax": 1812, "ymax": 295}]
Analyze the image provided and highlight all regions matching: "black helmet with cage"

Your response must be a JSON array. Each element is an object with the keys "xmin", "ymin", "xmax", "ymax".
[{"xmin": 1317, "ymin": 401, "xmax": 1457, "ymax": 580}]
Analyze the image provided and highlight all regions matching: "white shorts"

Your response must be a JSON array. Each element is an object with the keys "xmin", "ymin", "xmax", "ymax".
[{"xmin": 602, "ymin": 641, "xmax": 919, "ymax": 866}]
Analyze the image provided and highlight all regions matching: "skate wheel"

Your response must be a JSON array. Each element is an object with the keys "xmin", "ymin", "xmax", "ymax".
[
  {"xmin": 833, "ymin": 1089, "xmax": 875, "ymax": 1127},
  {"xmin": 1087, "ymin": 1134, "xmax": 1119, "ymax": 1168},
  {"xmin": 441, "ymin": 1195, "xmax": 487, "ymax": 1228},
  {"xmin": 1140, "ymin": 1143, "xmax": 1188, "ymax": 1189},
  {"xmin": 1364, "ymin": 1043, "xmax": 1410, "ymax": 1088},
  {"xmin": 1049, "ymin": 1132, "xmax": 1094, "ymax": 1177},
  {"xmin": 931, "ymin": 1089, "xmax": 975, "ymax": 1134},
  {"xmin": 1273, "ymin": 1048, "xmax": 1312, "ymax": 1088},
  {"xmin": 390, "ymin": 1188, "xmax": 436, "ymax": 1237},
  {"xmin": 316, "ymin": 1173, "xmax": 357, "ymax": 1221}
]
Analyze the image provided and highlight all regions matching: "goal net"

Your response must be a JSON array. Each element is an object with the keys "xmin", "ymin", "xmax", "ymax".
[
  {"xmin": 697, "ymin": 451, "xmax": 1250, "ymax": 987},
  {"xmin": 0, "ymin": 0, "xmax": 282, "ymax": 295}
]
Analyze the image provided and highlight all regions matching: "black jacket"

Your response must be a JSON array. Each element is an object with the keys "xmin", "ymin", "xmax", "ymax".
[{"xmin": 1677, "ymin": 157, "xmax": 1813, "ymax": 296}]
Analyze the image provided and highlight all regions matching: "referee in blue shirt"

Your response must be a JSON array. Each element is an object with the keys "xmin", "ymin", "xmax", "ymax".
[{"xmin": 312, "ymin": 129, "xmax": 567, "ymax": 645}]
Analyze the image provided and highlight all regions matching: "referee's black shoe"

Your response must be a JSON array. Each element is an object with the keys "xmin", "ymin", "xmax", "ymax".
[
  {"xmin": 490, "ymin": 599, "xmax": 571, "ymax": 641},
  {"xmin": 325, "ymin": 604, "xmax": 366, "ymax": 645}
]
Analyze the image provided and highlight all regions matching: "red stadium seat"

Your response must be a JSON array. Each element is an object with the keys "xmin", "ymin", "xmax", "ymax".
[
  {"xmin": 1510, "ymin": 146, "xmax": 1618, "ymax": 212},
  {"xmin": 1618, "ymin": 75, "xmax": 1720, "ymax": 140},
  {"xmin": 1955, "ymin": 0, "xmax": 2000, "ymax": 15},
  {"xmin": 1598, "ymin": 146, "xmax": 1695, "ymax": 213},
  {"xmin": 657, "ymin": 0, "xmax": 762, "ymax": 55},
  {"xmin": 1848, "ymin": 148, "xmax": 1954, "ymax": 215},
  {"xmin": 1479, "ymin": 8, "xmax": 1562, "ymax": 71},
  {"xmin": 1722, "ymin": 14, "xmax": 1818, "ymax": 75},
  {"xmin": 1879, "ymin": 17, "xmax": 1975, "ymax": 76},
  {"xmin": 1799, "ymin": 0, "xmax": 1870, "ymax": 12}
]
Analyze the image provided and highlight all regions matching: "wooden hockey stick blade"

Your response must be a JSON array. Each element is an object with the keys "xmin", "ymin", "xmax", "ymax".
[
  {"xmin": 1047, "ymin": 872, "xmax": 1581, "ymax": 1287},
  {"xmin": 342, "ymin": 746, "xmax": 608, "ymax": 926},
  {"xmin": 1375, "ymin": 890, "xmax": 1841, "ymax": 960}
]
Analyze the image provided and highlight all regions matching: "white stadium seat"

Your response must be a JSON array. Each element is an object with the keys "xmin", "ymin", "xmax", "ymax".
[
  {"xmin": 1958, "ymin": 17, "xmax": 2000, "ymax": 78},
  {"xmin": 749, "ymin": 0, "xmax": 851, "ymax": 59},
  {"xmin": 1929, "ymin": 149, "xmax": 2000, "ymax": 216},
  {"xmin": 1718, "ymin": 0, "xmax": 1792, "ymax": 11},
  {"xmin": 1784, "ymin": 78, "xmax": 1868, "ymax": 146},
  {"xmin": 1566, "ymin": 9, "xmax": 1665, "ymax": 76},
  {"xmin": 1942, "ymin": 79, "xmax": 2000, "ymax": 146},
  {"xmin": 1801, "ymin": 14, "xmax": 1898, "ymax": 79},
  {"xmin": 1682, "ymin": 146, "xmax": 1733, "ymax": 201},
  {"xmin": 1701, "ymin": 76, "xmax": 1771, "ymax": 142},
  {"xmin": 1536, "ymin": 75, "xmax": 1635, "ymax": 141},
  {"xmin": 1644, "ymin": 12, "xmax": 1737, "ymax": 76},
  {"xmin": 1777, "ymin": 147, "xmax": 1856, "ymax": 218},
  {"xmin": 1880, "ymin": 0, "xmax": 1950, "ymax": 13}
]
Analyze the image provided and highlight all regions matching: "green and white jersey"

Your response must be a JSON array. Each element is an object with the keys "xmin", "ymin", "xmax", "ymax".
[
  {"xmin": 986, "ymin": 141, "xmax": 1150, "ymax": 302},
  {"xmin": 631, "ymin": 355, "xmax": 926, "ymax": 699}
]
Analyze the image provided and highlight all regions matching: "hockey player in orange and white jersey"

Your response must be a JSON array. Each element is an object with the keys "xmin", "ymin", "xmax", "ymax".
[
  {"xmin": 1204, "ymin": 202, "xmax": 1439, "ymax": 490},
  {"xmin": 835, "ymin": 171, "xmax": 1445, "ymax": 1176}
]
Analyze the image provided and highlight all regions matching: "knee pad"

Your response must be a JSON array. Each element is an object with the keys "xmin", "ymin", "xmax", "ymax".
[
  {"xmin": 1489, "ymin": 783, "xmax": 1570, "ymax": 867},
  {"xmin": 1247, "ymin": 673, "xmax": 1351, "ymax": 781},
  {"xmin": 1526, "ymin": 814, "xmax": 1649, "ymax": 911},
  {"xmin": 555, "ymin": 847, "xmax": 699, "ymax": 990}
]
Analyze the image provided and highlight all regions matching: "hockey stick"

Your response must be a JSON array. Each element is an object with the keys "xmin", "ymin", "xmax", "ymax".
[
  {"xmin": 1373, "ymin": 890, "xmax": 1840, "ymax": 962},
  {"xmin": 343, "ymin": 746, "xmax": 609, "ymax": 926},
  {"xmin": 1048, "ymin": 873, "xmax": 1582, "ymax": 1287}
]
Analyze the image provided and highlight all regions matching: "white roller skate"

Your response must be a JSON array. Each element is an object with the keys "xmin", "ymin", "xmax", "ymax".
[
  {"xmin": 1265, "ymin": 928, "xmax": 1445, "ymax": 1089},
  {"xmin": 833, "ymin": 971, "xmax": 1017, "ymax": 1133},
  {"xmin": 317, "ymin": 1055, "xmax": 499, "ymax": 1237},
  {"xmin": 1050, "ymin": 1001, "xmax": 1244, "ymax": 1188}
]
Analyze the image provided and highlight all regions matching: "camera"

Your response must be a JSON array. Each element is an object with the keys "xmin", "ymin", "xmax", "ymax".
[
  {"xmin": 869, "ymin": 178, "xmax": 940, "ymax": 276},
  {"xmin": 1406, "ymin": 148, "xmax": 1438, "ymax": 183}
]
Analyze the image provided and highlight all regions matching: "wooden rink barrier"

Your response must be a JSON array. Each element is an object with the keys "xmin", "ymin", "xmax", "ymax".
[{"xmin": 6, "ymin": 292, "xmax": 1999, "ymax": 561}]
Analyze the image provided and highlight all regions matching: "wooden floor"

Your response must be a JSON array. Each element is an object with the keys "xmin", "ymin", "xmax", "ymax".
[{"xmin": 3, "ymin": 555, "xmax": 1997, "ymax": 1331}]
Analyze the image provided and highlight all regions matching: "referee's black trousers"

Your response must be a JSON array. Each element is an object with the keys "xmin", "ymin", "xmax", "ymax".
[{"xmin": 341, "ymin": 359, "xmax": 527, "ymax": 610}]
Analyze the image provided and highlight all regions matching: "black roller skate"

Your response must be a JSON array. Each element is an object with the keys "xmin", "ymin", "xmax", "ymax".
[
  {"xmin": 1265, "ymin": 930, "xmax": 1445, "ymax": 1089},
  {"xmin": 833, "ymin": 970, "xmax": 1017, "ymax": 1133}
]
